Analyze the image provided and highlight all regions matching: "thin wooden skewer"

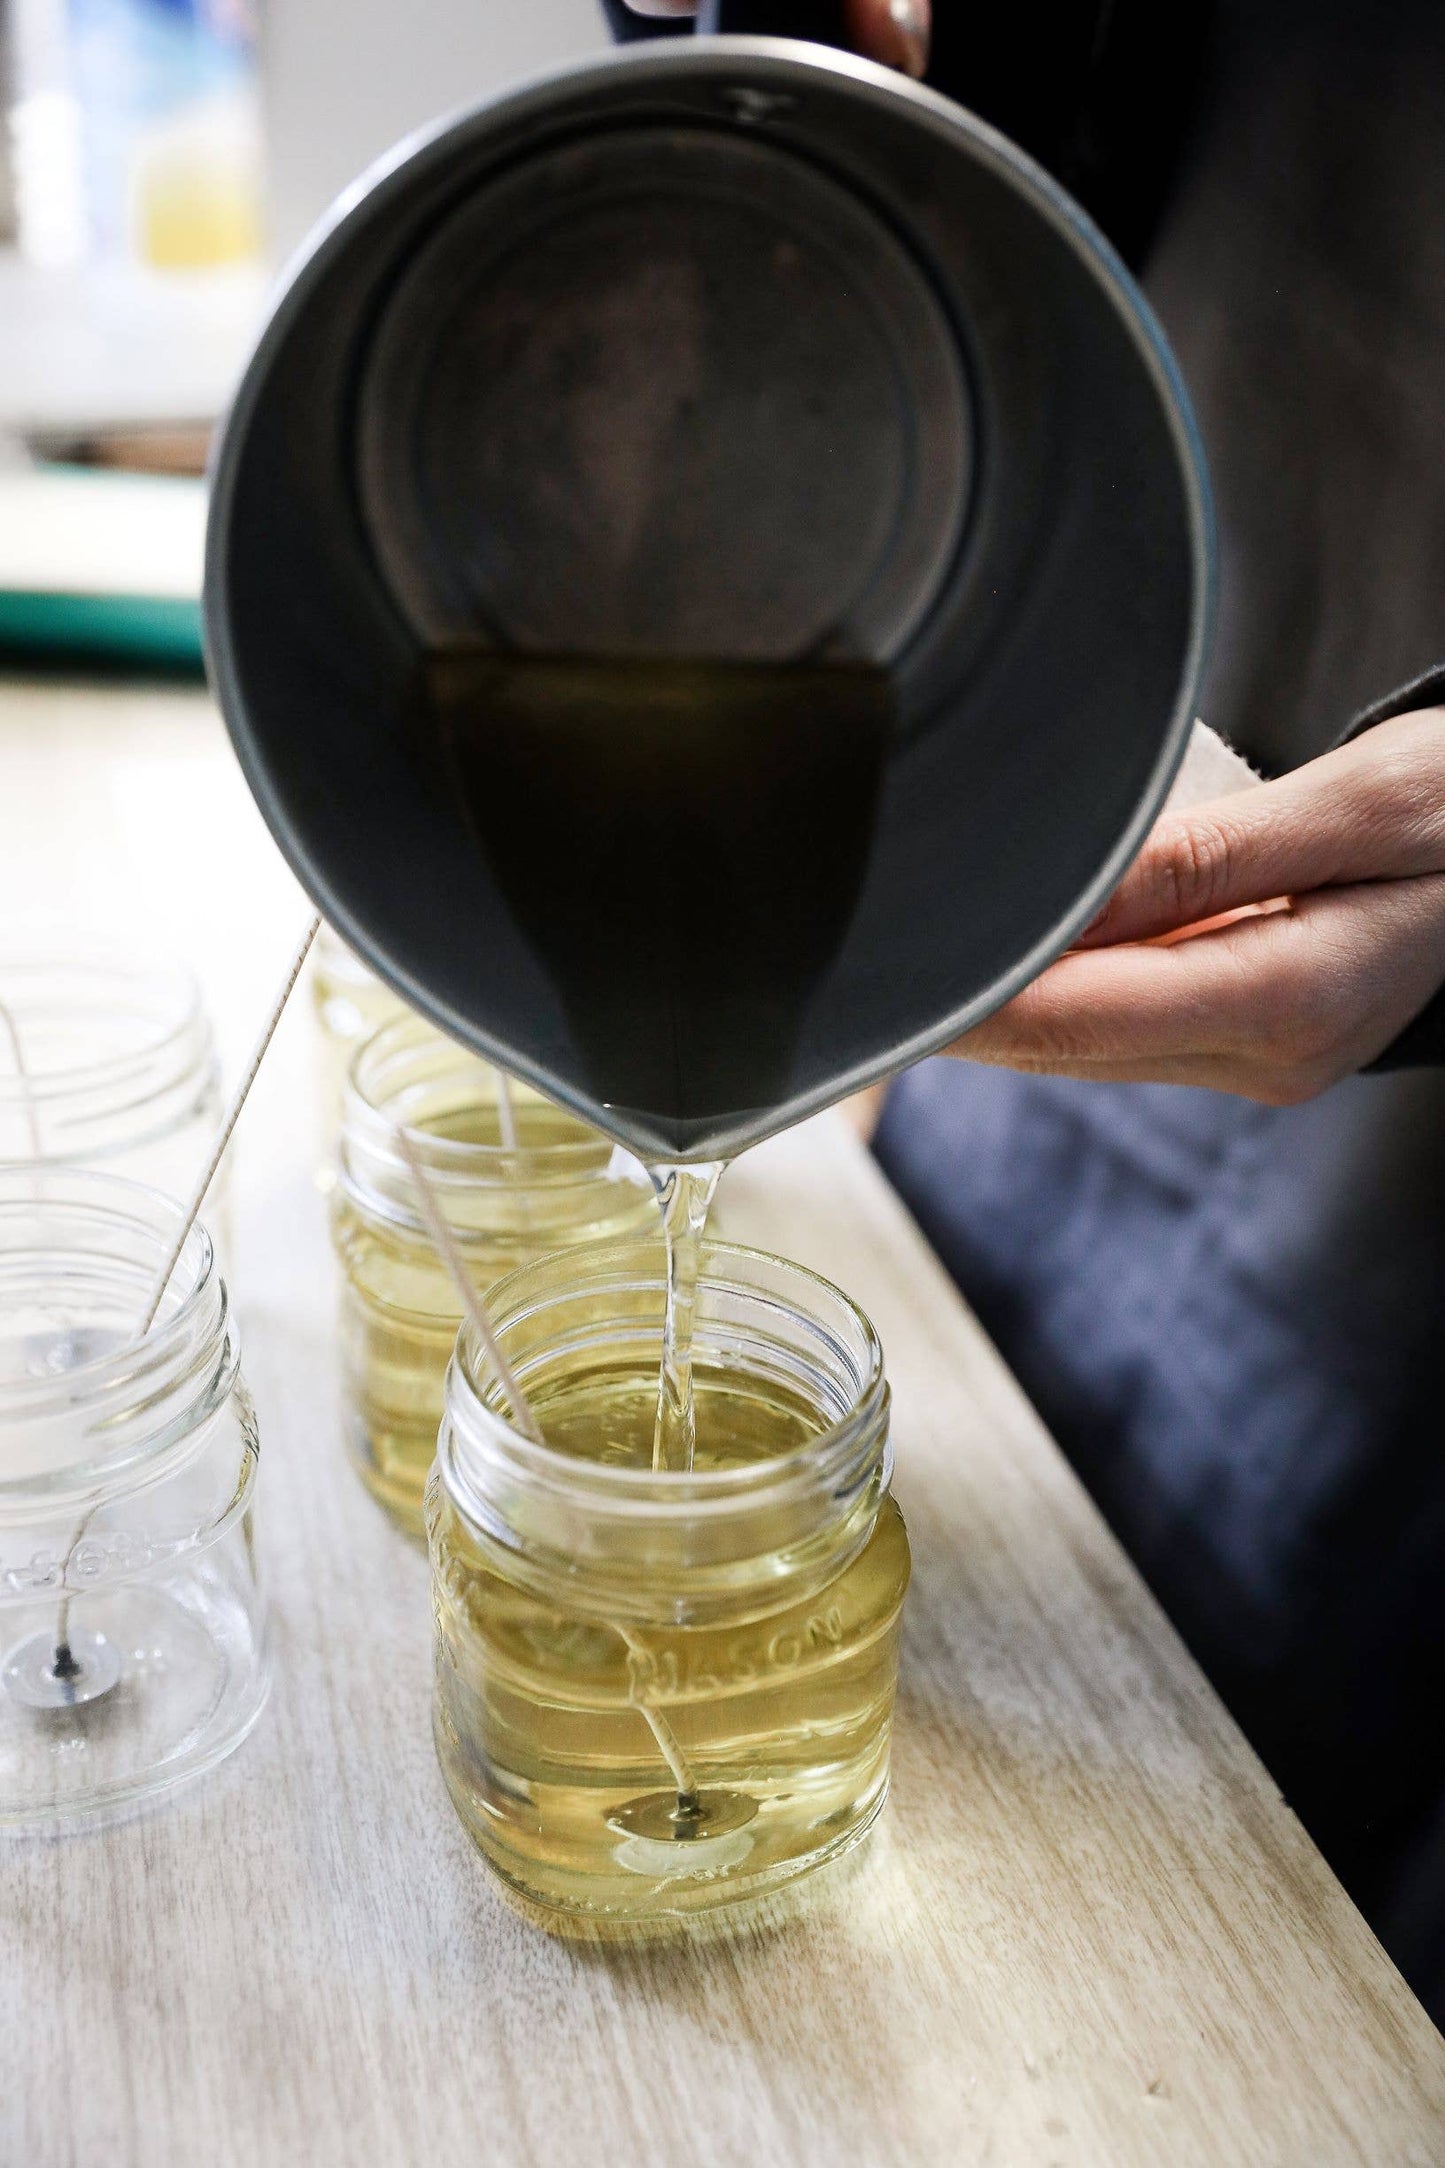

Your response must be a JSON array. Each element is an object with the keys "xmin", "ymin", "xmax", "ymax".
[{"xmin": 394, "ymin": 1128, "xmax": 699, "ymax": 1806}]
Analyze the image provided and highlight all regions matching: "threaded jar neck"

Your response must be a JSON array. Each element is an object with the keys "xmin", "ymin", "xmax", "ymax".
[
  {"xmin": 0, "ymin": 1169, "xmax": 234, "ymax": 1509},
  {"xmin": 339, "ymin": 1013, "xmax": 652, "ymax": 1246},
  {"xmin": 0, "ymin": 944, "xmax": 217, "ymax": 1169},
  {"xmin": 436, "ymin": 1238, "xmax": 891, "ymax": 1624}
]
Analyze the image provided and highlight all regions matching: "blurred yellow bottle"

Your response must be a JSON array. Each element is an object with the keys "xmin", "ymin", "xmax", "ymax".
[{"xmin": 134, "ymin": 94, "xmax": 262, "ymax": 268}]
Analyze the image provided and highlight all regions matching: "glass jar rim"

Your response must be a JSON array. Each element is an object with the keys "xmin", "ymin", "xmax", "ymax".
[
  {"xmin": 0, "ymin": 939, "xmax": 211, "ymax": 1107},
  {"xmin": 0, "ymin": 1168, "xmax": 228, "ymax": 1494},
  {"xmin": 340, "ymin": 1016, "xmax": 651, "ymax": 1253},
  {"xmin": 442, "ymin": 1236, "xmax": 889, "ymax": 1522},
  {"xmin": 346, "ymin": 1012, "xmax": 627, "ymax": 1176}
]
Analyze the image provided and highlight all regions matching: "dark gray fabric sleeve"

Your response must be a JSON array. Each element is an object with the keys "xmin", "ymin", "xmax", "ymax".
[
  {"xmin": 1344, "ymin": 667, "xmax": 1445, "ymax": 1070},
  {"xmin": 1340, "ymin": 665, "xmax": 1445, "ymax": 747}
]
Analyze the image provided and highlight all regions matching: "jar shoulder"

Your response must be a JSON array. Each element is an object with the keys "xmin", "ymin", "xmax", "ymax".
[{"xmin": 431, "ymin": 1489, "xmax": 910, "ymax": 1699}]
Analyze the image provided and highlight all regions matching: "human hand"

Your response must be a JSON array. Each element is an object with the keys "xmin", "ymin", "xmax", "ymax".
[
  {"xmin": 621, "ymin": 0, "xmax": 930, "ymax": 78},
  {"xmin": 950, "ymin": 708, "xmax": 1445, "ymax": 1105}
]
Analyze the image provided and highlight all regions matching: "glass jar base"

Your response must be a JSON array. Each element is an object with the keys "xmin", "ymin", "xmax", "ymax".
[
  {"xmin": 443, "ymin": 1740, "xmax": 890, "ymax": 1931},
  {"xmin": 3, "ymin": 1626, "xmax": 122, "ymax": 1709},
  {"xmin": 0, "ymin": 1572, "xmax": 269, "ymax": 1830},
  {"xmin": 467, "ymin": 1785, "xmax": 889, "ymax": 1937}
]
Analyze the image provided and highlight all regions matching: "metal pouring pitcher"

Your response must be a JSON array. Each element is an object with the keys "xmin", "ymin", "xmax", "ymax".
[{"xmin": 205, "ymin": 25, "xmax": 1213, "ymax": 1163}]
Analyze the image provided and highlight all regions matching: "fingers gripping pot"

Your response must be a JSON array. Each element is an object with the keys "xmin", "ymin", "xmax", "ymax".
[{"xmin": 206, "ymin": 38, "xmax": 1212, "ymax": 1163}]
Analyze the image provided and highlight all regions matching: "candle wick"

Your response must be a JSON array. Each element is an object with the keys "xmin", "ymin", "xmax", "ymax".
[
  {"xmin": 136, "ymin": 914, "xmax": 321, "ymax": 1337},
  {"xmin": 494, "ymin": 1066, "xmax": 518, "ymax": 1152},
  {"xmin": 394, "ymin": 1132, "xmax": 700, "ymax": 1812},
  {"xmin": 50, "ymin": 913, "xmax": 322, "ymax": 1682},
  {"xmin": 392, "ymin": 1122, "xmax": 546, "ymax": 1445}
]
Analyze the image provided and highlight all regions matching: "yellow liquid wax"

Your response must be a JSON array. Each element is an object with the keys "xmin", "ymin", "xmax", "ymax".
[
  {"xmin": 428, "ymin": 1364, "xmax": 910, "ymax": 1923},
  {"xmin": 332, "ymin": 1095, "xmax": 654, "ymax": 1531}
]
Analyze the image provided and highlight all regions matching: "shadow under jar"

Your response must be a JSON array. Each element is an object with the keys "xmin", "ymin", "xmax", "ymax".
[
  {"xmin": 0, "ymin": 1170, "xmax": 268, "ymax": 1829},
  {"xmin": 427, "ymin": 1239, "xmax": 910, "ymax": 1926},
  {"xmin": 331, "ymin": 1016, "xmax": 657, "ymax": 1533}
]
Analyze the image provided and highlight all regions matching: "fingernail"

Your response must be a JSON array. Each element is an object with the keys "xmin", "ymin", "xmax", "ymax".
[{"xmin": 888, "ymin": 0, "xmax": 929, "ymax": 78}]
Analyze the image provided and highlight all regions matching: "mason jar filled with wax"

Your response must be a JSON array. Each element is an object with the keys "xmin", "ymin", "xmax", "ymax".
[
  {"xmin": 331, "ymin": 1016, "xmax": 656, "ymax": 1531},
  {"xmin": 427, "ymin": 1238, "xmax": 910, "ymax": 1924}
]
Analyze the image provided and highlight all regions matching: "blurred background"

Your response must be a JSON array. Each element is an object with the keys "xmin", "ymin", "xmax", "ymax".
[{"xmin": 0, "ymin": 0, "xmax": 603, "ymax": 663}]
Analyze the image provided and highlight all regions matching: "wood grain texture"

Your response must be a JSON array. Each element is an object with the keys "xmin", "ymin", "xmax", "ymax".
[{"xmin": 3, "ymin": 681, "xmax": 1444, "ymax": 2167}]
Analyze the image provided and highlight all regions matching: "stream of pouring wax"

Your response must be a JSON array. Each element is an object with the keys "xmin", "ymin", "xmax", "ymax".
[
  {"xmin": 426, "ymin": 654, "xmax": 893, "ymax": 1851},
  {"xmin": 648, "ymin": 1159, "xmax": 724, "ymax": 1475}
]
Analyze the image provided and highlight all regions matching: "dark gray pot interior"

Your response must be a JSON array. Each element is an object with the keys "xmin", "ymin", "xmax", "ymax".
[{"xmin": 206, "ymin": 41, "xmax": 1212, "ymax": 1161}]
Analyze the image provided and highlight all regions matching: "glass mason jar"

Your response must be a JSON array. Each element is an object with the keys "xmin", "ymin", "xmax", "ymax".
[
  {"xmin": 428, "ymin": 1240, "xmax": 910, "ymax": 1924},
  {"xmin": 0, "ymin": 1170, "xmax": 268, "ymax": 1828},
  {"xmin": 0, "ymin": 943, "xmax": 221, "ymax": 1202},
  {"xmin": 331, "ymin": 1016, "xmax": 657, "ymax": 1533},
  {"xmin": 310, "ymin": 923, "xmax": 410, "ymax": 1121}
]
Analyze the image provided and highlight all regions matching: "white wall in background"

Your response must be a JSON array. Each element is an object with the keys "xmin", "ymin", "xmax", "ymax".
[{"xmin": 261, "ymin": 0, "xmax": 608, "ymax": 260}]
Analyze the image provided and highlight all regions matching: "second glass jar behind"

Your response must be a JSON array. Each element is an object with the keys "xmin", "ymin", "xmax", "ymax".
[
  {"xmin": 310, "ymin": 922, "xmax": 411, "ymax": 1124},
  {"xmin": 331, "ymin": 1015, "xmax": 657, "ymax": 1531}
]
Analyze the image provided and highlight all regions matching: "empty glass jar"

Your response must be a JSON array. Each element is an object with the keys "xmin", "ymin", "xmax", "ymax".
[
  {"xmin": 331, "ymin": 1016, "xmax": 656, "ymax": 1532},
  {"xmin": 428, "ymin": 1239, "xmax": 910, "ymax": 1924},
  {"xmin": 0, "ymin": 943, "xmax": 221, "ymax": 1200},
  {"xmin": 0, "ymin": 1170, "xmax": 268, "ymax": 1828}
]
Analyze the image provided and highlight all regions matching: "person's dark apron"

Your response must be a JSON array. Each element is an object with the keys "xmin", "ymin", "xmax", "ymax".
[{"xmin": 877, "ymin": 0, "xmax": 1445, "ymax": 2019}]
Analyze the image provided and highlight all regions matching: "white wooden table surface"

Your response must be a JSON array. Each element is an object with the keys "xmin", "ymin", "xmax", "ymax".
[{"xmin": 4, "ymin": 680, "xmax": 1445, "ymax": 2167}]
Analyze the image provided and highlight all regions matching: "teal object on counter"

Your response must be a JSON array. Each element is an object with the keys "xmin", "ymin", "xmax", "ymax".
[
  {"xmin": 0, "ymin": 465, "xmax": 206, "ymax": 672},
  {"xmin": 0, "ymin": 591, "xmax": 203, "ymax": 666}
]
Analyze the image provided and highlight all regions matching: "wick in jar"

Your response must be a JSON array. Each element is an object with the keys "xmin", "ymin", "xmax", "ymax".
[
  {"xmin": 493, "ymin": 1066, "xmax": 518, "ymax": 1152},
  {"xmin": 400, "ymin": 1133, "xmax": 709, "ymax": 1824},
  {"xmin": 618, "ymin": 1626, "xmax": 701, "ymax": 1819},
  {"xmin": 44, "ymin": 917, "xmax": 321, "ymax": 1695},
  {"xmin": 648, "ymin": 1162, "xmax": 723, "ymax": 1476},
  {"xmin": 393, "ymin": 1123, "xmax": 545, "ymax": 1445}
]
